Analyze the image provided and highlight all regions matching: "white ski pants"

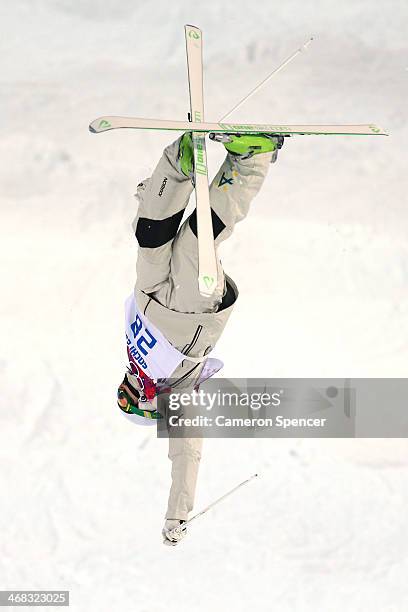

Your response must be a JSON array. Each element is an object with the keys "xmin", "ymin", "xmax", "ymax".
[{"xmin": 133, "ymin": 136, "xmax": 272, "ymax": 520}]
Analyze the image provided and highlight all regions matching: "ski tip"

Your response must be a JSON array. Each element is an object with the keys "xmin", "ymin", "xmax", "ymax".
[
  {"xmin": 368, "ymin": 124, "xmax": 388, "ymax": 136},
  {"xmin": 89, "ymin": 118, "xmax": 113, "ymax": 133},
  {"xmin": 184, "ymin": 24, "xmax": 202, "ymax": 35}
]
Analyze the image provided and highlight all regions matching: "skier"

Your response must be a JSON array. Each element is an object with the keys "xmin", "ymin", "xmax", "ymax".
[{"xmin": 116, "ymin": 131, "xmax": 283, "ymax": 545}]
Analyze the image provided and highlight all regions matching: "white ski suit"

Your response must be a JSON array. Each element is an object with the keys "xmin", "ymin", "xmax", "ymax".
[{"xmin": 127, "ymin": 136, "xmax": 272, "ymax": 520}]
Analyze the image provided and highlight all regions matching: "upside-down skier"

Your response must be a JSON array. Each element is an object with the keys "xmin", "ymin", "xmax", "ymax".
[{"xmin": 116, "ymin": 131, "xmax": 283, "ymax": 545}]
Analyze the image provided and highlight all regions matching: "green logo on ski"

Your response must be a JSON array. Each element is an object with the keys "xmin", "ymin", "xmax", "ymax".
[
  {"xmin": 98, "ymin": 119, "xmax": 111, "ymax": 130},
  {"xmin": 369, "ymin": 124, "xmax": 381, "ymax": 134},
  {"xmin": 189, "ymin": 30, "xmax": 200, "ymax": 39},
  {"xmin": 203, "ymin": 276, "xmax": 215, "ymax": 289},
  {"xmin": 194, "ymin": 136, "xmax": 207, "ymax": 175}
]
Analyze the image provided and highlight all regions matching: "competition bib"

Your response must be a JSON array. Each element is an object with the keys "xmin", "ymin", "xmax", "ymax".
[{"xmin": 125, "ymin": 294, "xmax": 199, "ymax": 380}]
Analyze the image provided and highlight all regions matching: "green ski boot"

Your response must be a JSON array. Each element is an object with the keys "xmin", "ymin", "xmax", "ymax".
[
  {"xmin": 209, "ymin": 132, "xmax": 284, "ymax": 162},
  {"xmin": 176, "ymin": 132, "xmax": 194, "ymax": 180}
]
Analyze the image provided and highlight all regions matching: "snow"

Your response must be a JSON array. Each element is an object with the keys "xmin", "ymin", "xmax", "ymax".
[{"xmin": 1, "ymin": 0, "xmax": 408, "ymax": 610}]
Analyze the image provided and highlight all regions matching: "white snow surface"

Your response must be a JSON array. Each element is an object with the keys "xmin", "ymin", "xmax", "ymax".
[{"xmin": 1, "ymin": 1, "xmax": 408, "ymax": 610}]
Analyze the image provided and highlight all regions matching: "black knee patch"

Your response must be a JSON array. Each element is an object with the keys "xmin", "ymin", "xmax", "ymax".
[
  {"xmin": 218, "ymin": 279, "xmax": 236, "ymax": 311},
  {"xmin": 188, "ymin": 209, "xmax": 226, "ymax": 240},
  {"xmin": 135, "ymin": 209, "xmax": 185, "ymax": 248}
]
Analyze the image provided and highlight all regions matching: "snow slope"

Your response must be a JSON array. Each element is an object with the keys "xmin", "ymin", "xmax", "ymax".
[{"xmin": 1, "ymin": 1, "xmax": 408, "ymax": 610}]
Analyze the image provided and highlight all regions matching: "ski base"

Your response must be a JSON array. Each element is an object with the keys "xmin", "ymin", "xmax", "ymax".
[{"xmin": 89, "ymin": 116, "xmax": 387, "ymax": 137}]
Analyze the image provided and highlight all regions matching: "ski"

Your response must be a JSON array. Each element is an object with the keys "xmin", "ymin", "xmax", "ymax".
[
  {"xmin": 89, "ymin": 116, "xmax": 387, "ymax": 136},
  {"xmin": 184, "ymin": 24, "xmax": 218, "ymax": 297},
  {"xmin": 89, "ymin": 25, "xmax": 387, "ymax": 299}
]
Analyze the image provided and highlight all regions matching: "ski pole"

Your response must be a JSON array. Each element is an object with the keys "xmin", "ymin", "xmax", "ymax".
[
  {"xmin": 169, "ymin": 473, "xmax": 259, "ymax": 537},
  {"xmin": 219, "ymin": 37, "xmax": 313, "ymax": 122}
]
